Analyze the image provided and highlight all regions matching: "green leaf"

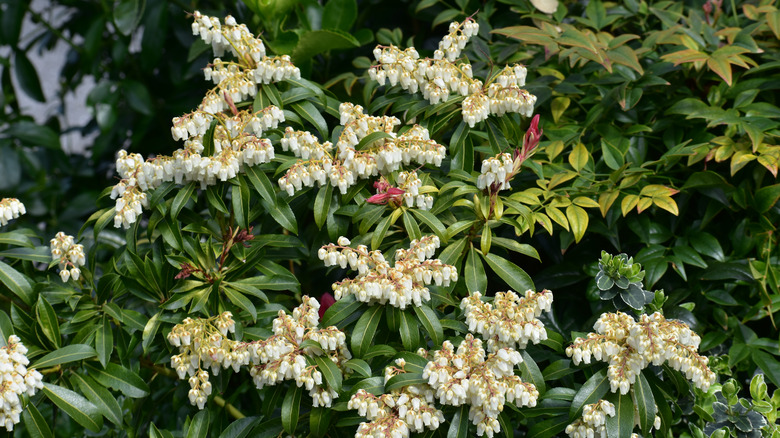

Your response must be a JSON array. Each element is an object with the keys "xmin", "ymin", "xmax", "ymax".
[
  {"xmin": 13, "ymin": 50, "xmax": 45, "ymax": 102},
  {"xmin": 570, "ymin": 369, "xmax": 610, "ymax": 418},
  {"xmin": 313, "ymin": 355, "xmax": 343, "ymax": 392},
  {"xmin": 292, "ymin": 29, "xmax": 360, "ymax": 63},
  {"xmin": 753, "ymin": 350, "xmax": 780, "ymax": 388},
  {"xmin": 565, "ymin": 205, "xmax": 589, "ymax": 243},
  {"xmin": 261, "ymin": 197, "xmax": 298, "ymax": 234},
  {"xmin": 187, "ymin": 409, "xmax": 210, "ymax": 438},
  {"xmin": 291, "ymin": 101, "xmax": 329, "ymax": 139},
  {"xmin": 402, "ymin": 211, "xmax": 422, "ymax": 240},
  {"xmin": 232, "ymin": 178, "xmax": 251, "ymax": 230},
  {"xmin": 32, "ymin": 344, "xmax": 97, "ymax": 368},
  {"xmin": 22, "ymin": 401, "xmax": 53, "ymax": 438},
  {"xmin": 0, "ymin": 260, "xmax": 34, "ymax": 305},
  {"xmin": 606, "ymin": 391, "xmax": 634, "ymax": 438},
  {"xmin": 281, "ymin": 384, "xmax": 303, "ymax": 434},
  {"xmin": 410, "ymin": 209, "xmax": 448, "ymax": 242},
  {"xmin": 351, "ymin": 305, "xmax": 383, "ymax": 358},
  {"xmin": 309, "ymin": 407, "xmax": 333, "ymax": 438},
  {"xmin": 71, "ymin": 373, "xmax": 124, "ymax": 426},
  {"xmin": 447, "ymin": 405, "xmax": 470, "ymax": 438},
  {"xmin": 0, "ymin": 231, "xmax": 33, "ymax": 247},
  {"xmin": 96, "ymin": 314, "xmax": 113, "ymax": 367},
  {"xmin": 371, "ymin": 212, "xmax": 395, "ymax": 250},
  {"xmin": 0, "ymin": 310, "xmax": 11, "ymax": 347},
  {"xmin": 142, "ymin": 311, "xmax": 161, "ymax": 353},
  {"xmin": 87, "ymin": 363, "xmax": 150, "ymax": 398},
  {"xmin": 385, "ymin": 373, "xmax": 428, "ymax": 392},
  {"xmin": 754, "ymin": 184, "xmax": 780, "ymax": 213},
  {"xmin": 483, "ymin": 253, "xmax": 535, "ymax": 293},
  {"xmin": 525, "ymin": 414, "xmax": 569, "ymax": 438},
  {"xmin": 399, "ymin": 309, "xmax": 420, "ymax": 351},
  {"xmin": 354, "ymin": 131, "xmax": 394, "ymax": 151},
  {"xmin": 491, "ymin": 237, "xmax": 540, "ymax": 261},
  {"xmin": 314, "ymin": 183, "xmax": 333, "ymax": 229},
  {"xmin": 36, "ymin": 294, "xmax": 61, "ymax": 348},
  {"xmin": 218, "ymin": 417, "xmax": 261, "ymax": 438},
  {"xmin": 223, "ymin": 287, "xmax": 257, "ymax": 322},
  {"xmin": 518, "ymin": 351, "xmax": 546, "ymax": 395},
  {"xmin": 465, "ymin": 246, "xmax": 487, "ymax": 294},
  {"xmin": 413, "ymin": 305, "xmax": 444, "ymax": 347},
  {"xmin": 601, "ymin": 140, "xmax": 625, "ymax": 170},
  {"xmin": 344, "ymin": 359, "xmax": 372, "ymax": 378},
  {"xmin": 689, "ymin": 231, "xmax": 725, "ymax": 262},
  {"xmin": 0, "ymin": 247, "xmax": 52, "ymax": 263},
  {"xmin": 113, "ymin": 0, "xmax": 143, "ymax": 36},
  {"xmin": 633, "ymin": 372, "xmax": 656, "ymax": 435},
  {"xmin": 321, "ymin": 295, "xmax": 361, "ymax": 327},
  {"xmin": 42, "ymin": 383, "xmax": 103, "ymax": 432},
  {"xmin": 245, "ymin": 166, "xmax": 277, "ymax": 205},
  {"xmin": 322, "ymin": 0, "xmax": 357, "ymax": 30}
]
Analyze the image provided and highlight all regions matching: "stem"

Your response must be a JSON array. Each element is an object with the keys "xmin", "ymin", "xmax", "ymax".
[
  {"xmin": 38, "ymin": 365, "xmax": 62, "ymax": 375},
  {"xmin": 213, "ymin": 395, "xmax": 247, "ymax": 420}
]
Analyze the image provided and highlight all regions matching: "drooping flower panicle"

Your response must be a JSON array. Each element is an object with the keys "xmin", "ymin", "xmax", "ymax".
[
  {"xmin": 348, "ymin": 358, "xmax": 445, "ymax": 438},
  {"xmin": 0, "ymin": 335, "xmax": 44, "ymax": 432},
  {"xmin": 369, "ymin": 19, "xmax": 536, "ymax": 127},
  {"xmin": 110, "ymin": 12, "xmax": 294, "ymax": 229},
  {"xmin": 0, "ymin": 198, "xmax": 25, "ymax": 227},
  {"xmin": 50, "ymin": 232, "xmax": 86, "ymax": 282},
  {"xmin": 318, "ymin": 235, "xmax": 457, "ymax": 309},
  {"xmin": 461, "ymin": 290, "xmax": 553, "ymax": 352},
  {"xmin": 278, "ymin": 103, "xmax": 446, "ymax": 196},
  {"xmin": 422, "ymin": 334, "xmax": 539, "ymax": 437},
  {"xmin": 565, "ymin": 311, "xmax": 717, "ymax": 395}
]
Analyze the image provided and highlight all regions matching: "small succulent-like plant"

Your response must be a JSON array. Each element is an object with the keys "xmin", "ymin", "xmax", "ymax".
[
  {"xmin": 702, "ymin": 375, "xmax": 780, "ymax": 438},
  {"xmin": 595, "ymin": 251, "xmax": 653, "ymax": 310}
]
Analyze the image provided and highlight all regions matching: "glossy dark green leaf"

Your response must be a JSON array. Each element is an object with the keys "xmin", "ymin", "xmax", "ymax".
[
  {"xmin": 0, "ymin": 260, "xmax": 33, "ymax": 305},
  {"xmin": 22, "ymin": 400, "xmax": 53, "ymax": 438},
  {"xmin": 245, "ymin": 166, "xmax": 277, "ymax": 205},
  {"xmin": 322, "ymin": 0, "xmax": 357, "ymax": 30},
  {"xmin": 32, "ymin": 344, "xmax": 97, "ymax": 368},
  {"xmin": 483, "ymin": 252, "xmax": 535, "ymax": 292},
  {"xmin": 402, "ymin": 211, "xmax": 422, "ymax": 241},
  {"xmin": 42, "ymin": 383, "xmax": 103, "ymax": 432},
  {"xmin": 309, "ymin": 407, "xmax": 333, "ymax": 438},
  {"xmin": 385, "ymin": 373, "xmax": 428, "ymax": 392},
  {"xmin": 410, "ymin": 209, "xmax": 448, "ymax": 242},
  {"xmin": 314, "ymin": 183, "xmax": 333, "ymax": 229},
  {"xmin": 447, "ymin": 405, "xmax": 470, "ymax": 438},
  {"xmin": 36, "ymin": 294, "xmax": 60, "ymax": 347},
  {"xmin": 633, "ymin": 372, "xmax": 656, "ymax": 435},
  {"xmin": 399, "ymin": 309, "xmax": 420, "ymax": 351},
  {"xmin": 13, "ymin": 50, "xmax": 45, "ymax": 102},
  {"xmin": 351, "ymin": 305, "xmax": 383, "ymax": 358},
  {"xmin": 321, "ymin": 295, "xmax": 361, "ymax": 327},
  {"xmin": 96, "ymin": 314, "xmax": 113, "ymax": 367},
  {"xmin": 465, "ymin": 246, "xmax": 487, "ymax": 294},
  {"xmin": 71, "ymin": 373, "xmax": 123, "ymax": 426},
  {"xmin": 344, "ymin": 359, "xmax": 372, "ymax": 378},
  {"xmin": 232, "ymin": 178, "xmax": 251, "ymax": 229},
  {"xmin": 0, "ymin": 310, "xmax": 12, "ymax": 347},
  {"xmin": 605, "ymin": 391, "xmax": 634, "ymax": 438},
  {"xmin": 518, "ymin": 351, "xmax": 546, "ymax": 395},
  {"xmin": 570, "ymin": 369, "xmax": 610, "ymax": 418},
  {"xmin": 313, "ymin": 355, "xmax": 343, "ymax": 392},
  {"xmin": 526, "ymin": 415, "xmax": 570, "ymax": 438},
  {"xmin": 224, "ymin": 287, "xmax": 257, "ymax": 322},
  {"xmin": 413, "ymin": 304, "xmax": 444, "ymax": 347},
  {"xmin": 292, "ymin": 29, "xmax": 360, "ymax": 64},
  {"xmin": 261, "ymin": 197, "xmax": 298, "ymax": 234},
  {"xmin": 689, "ymin": 231, "xmax": 725, "ymax": 262},
  {"xmin": 187, "ymin": 409, "xmax": 210, "ymax": 438},
  {"xmin": 753, "ymin": 350, "xmax": 780, "ymax": 388},
  {"xmin": 114, "ymin": 0, "xmax": 143, "ymax": 35},
  {"xmin": 218, "ymin": 416, "xmax": 261, "ymax": 438},
  {"xmin": 87, "ymin": 363, "xmax": 150, "ymax": 398},
  {"xmin": 281, "ymin": 384, "xmax": 303, "ymax": 434}
]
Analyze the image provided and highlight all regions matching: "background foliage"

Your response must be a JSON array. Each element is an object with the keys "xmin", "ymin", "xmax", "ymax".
[{"xmin": 1, "ymin": 0, "xmax": 779, "ymax": 437}]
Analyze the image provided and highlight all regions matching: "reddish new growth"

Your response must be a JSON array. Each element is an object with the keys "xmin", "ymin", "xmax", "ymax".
[
  {"xmin": 175, "ymin": 263, "xmax": 197, "ymax": 280},
  {"xmin": 517, "ymin": 114, "xmax": 542, "ymax": 164},
  {"xmin": 366, "ymin": 178, "xmax": 405, "ymax": 206}
]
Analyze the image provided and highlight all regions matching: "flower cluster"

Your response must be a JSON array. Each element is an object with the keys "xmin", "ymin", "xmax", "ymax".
[
  {"xmin": 168, "ymin": 299, "xmax": 350, "ymax": 410},
  {"xmin": 318, "ymin": 235, "xmax": 457, "ymax": 309},
  {"xmin": 348, "ymin": 358, "xmax": 445, "ymax": 438},
  {"xmin": 0, "ymin": 198, "xmax": 25, "ymax": 227},
  {"xmin": 243, "ymin": 296, "xmax": 350, "ymax": 408},
  {"xmin": 566, "ymin": 311, "xmax": 717, "ymax": 395},
  {"xmin": 0, "ymin": 335, "xmax": 44, "ymax": 432},
  {"xmin": 278, "ymin": 103, "xmax": 446, "ymax": 196},
  {"xmin": 461, "ymin": 290, "xmax": 553, "ymax": 352},
  {"xmin": 49, "ymin": 232, "xmax": 86, "ymax": 282},
  {"xmin": 422, "ymin": 334, "xmax": 539, "ymax": 437},
  {"xmin": 369, "ymin": 19, "xmax": 536, "ymax": 127},
  {"xmin": 476, "ymin": 153, "xmax": 514, "ymax": 191},
  {"xmin": 110, "ymin": 12, "xmax": 294, "ymax": 229},
  {"xmin": 167, "ymin": 311, "xmax": 240, "ymax": 409},
  {"xmin": 565, "ymin": 400, "xmax": 615, "ymax": 438},
  {"xmin": 367, "ymin": 172, "xmax": 434, "ymax": 210}
]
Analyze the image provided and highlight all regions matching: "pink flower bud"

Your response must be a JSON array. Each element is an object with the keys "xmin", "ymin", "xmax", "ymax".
[{"xmin": 318, "ymin": 293, "xmax": 336, "ymax": 319}]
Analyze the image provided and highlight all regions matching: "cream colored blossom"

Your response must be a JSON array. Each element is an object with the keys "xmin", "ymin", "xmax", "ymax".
[
  {"xmin": 0, "ymin": 198, "xmax": 25, "ymax": 227},
  {"xmin": 50, "ymin": 232, "xmax": 86, "ymax": 282},
  {"xmin": 422, "ymin": 334, "xmax": 538, "ymax": 437},
  {"xmin": 565, "ymin": 311, "xmax": 716, "ymax": 395},
  {"xmin": 319, "ymin": 235, "xmax": 456, "ymax": 308},
  {"xmin": 461, "ymin": 289, "xmax": 553, "ymax": 352},
  {"xmin": 0, "ymin": 335, "xmax": 44, "ymax": 431}
]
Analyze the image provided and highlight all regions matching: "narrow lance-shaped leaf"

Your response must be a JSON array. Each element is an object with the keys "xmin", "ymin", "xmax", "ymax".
[{"xmin": 42, "ymin": 383, "xmax": 103, "ymax": 432}]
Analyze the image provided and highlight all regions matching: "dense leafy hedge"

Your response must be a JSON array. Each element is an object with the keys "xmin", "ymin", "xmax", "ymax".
[{"xmin": 1, "ymin": 0, "xmax": 779, "ymax": 437}]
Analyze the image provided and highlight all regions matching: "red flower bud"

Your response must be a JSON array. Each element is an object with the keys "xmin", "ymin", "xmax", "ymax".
[{"xmin": 319, "ymin": 292, "xmax": 336, "ymax": 319}]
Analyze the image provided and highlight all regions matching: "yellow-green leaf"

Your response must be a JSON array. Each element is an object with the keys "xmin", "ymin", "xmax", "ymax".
[
  {"xmin": 621, "ymin": 194, "xmax": 639, "ymax": 216},
  {"xmin": 565, "ymin": 205, "xmax": 588, "ymax": 243},
  {"xmin": 568, "ymin": 142, "xmax": 589, "ymax": 172},
  {"xmin": 551, "ymin": 97, "xmax": 570, "ymax": 123},
  {"xmin": 653, "ymin": 196, "xmax": 679, "ymax": 215}
]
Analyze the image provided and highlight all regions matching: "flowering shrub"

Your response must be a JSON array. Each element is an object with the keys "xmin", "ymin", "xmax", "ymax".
[{"xmin": 0, "ymin": 0, "xmax": 779, "ymax": 437}]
